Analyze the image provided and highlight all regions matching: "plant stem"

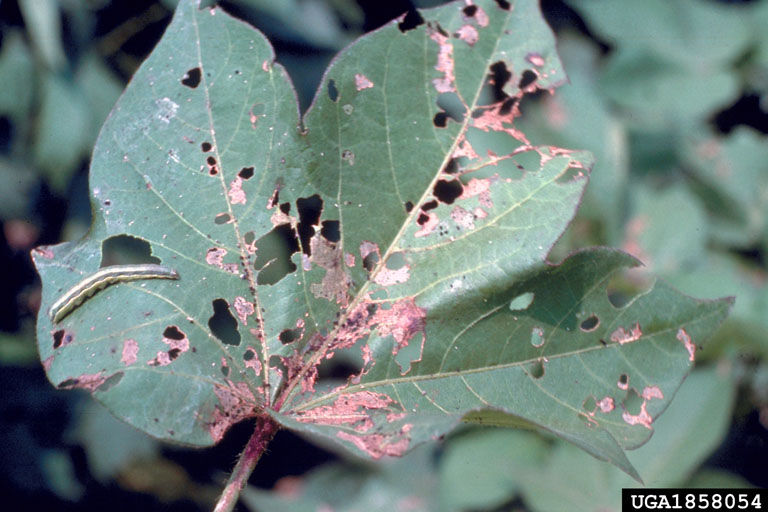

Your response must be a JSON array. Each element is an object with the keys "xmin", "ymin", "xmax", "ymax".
[{"xmin": 213, "ymin": 416, "xmax": 280, "ymax": 512}]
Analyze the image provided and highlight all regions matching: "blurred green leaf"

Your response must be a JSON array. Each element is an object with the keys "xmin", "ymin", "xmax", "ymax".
[
  {"xmin": 438, "ymin": 428, "xmax": 547, "ymax": 511},
  {"xmin": 18, "ymin": 0, "xmax": 67, "ymax": 70},
  {"xmin": 33, "ymin": 73, "xmax": 91, "ymax": 192},
  {"xmin": 0, "ymin": 30, "xmax": 36, "ymax": 127},
  {"xmin": 622, "ymin": 182, "xmax": 708, "ymax": 276},
  {"xmin": 242, "ymin": 446, "xmax": 439, "ymax": 512},
  {"xmin": 683, "ymin": 127, "xmax": 768, "ymax": 249},
  {"xmin": 70, "ymin": 400, "xmax": 159, "ymax": 482}
]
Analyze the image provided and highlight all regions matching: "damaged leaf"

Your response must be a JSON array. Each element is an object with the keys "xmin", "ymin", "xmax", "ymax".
[{"xmin": 33, "ymin": 0, "xmax": 731, "ymax": 483}]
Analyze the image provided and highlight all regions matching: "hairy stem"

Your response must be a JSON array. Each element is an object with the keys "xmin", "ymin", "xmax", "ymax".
[{"xmin": 213, "ymin": 416, "xmax": 280, "ymax": 512}]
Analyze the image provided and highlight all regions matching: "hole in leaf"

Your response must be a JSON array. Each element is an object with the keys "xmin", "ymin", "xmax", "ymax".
[
  {"xmin": 327, "ymin": 79, "xmax": 338, "ymax": 102},
  {"xmin": 238, "ymin": 167, "xmax": 254, "ymax": 179},
  {"xmin": 320, "ymin": 220, "xmax": 340, "ymax": 242},
  {"xmin": 221, "ymin": 364, "xmax": 230, "ymax": 377},
  {"xmin": 386, "ymin": 251, "xmax": 407, "ymax": 270},
  {"xmin": 244, "ymin": 231, "xmax": 255, "ymax": 245},
  {"xmin": 52, "ymin": 330, "xmax": 72, "ymax": 349},
  {"xmin": 463, "ymin": 5, "xmax": 478, "ymax": 17},
  {"xmin": 519, "ymin": 69, "xmax": 537, "ymax": 89},
  {"xmin": 362, "ymin": 250, "xmax": 379, "ymax": 272},
  {"xmin": 398, "ymin": 8, "xmax": 424, "ymax": 32},
  {"xmin": 556, "ymin": 166, "xmax": 585, "ymax": 184},
  {"xmin": 279, "ymin": 328, "xmax": 302, "ymax": 344},
  {"xmin": 618, "ymin": 373, "xmax": 629, "ymax": 390},
  {"xmin": 437, "ymin": 92, "xmax": 465, "ymax": 123},
  {"xmin": 214, "ymin": 213, "xmax": 231, "ymax": 225},
  {"xmin": 622, "ymin": 388, "xmax": 643, "ymax": 416},
  {"xmin": 297, "ymin": 194, "xmax": 323, "ymax": 255},
  {"xmin": 580, "ymin": 314, "xmax": 599, "ymax": 332},
  {"xmin": 280, "ymin": 202, "xmax": 291, "ymax": 214},
  {"xmin": 443, "ymin": 158, "xmax": 460, "ymax": 174},
  {"xmin": 487, "ymin": 61, "xmax": 512, "ymax": 102},
  {"xmin": 96, "ymin": 372, "xmax": 123, "ymax": 392},
  {"xmin": 421, "ymin": 200, "xmax": 438, "ymax": 212},
  {"xmin": 201, "ymin": 141, "xmax": 212, "ymax": 152},
  {"xmin": 207, "ymin": 156, "xmax": 217, "ymax": 166},
  {"xmin": 499, "ymin": 97, "xmax": 517, "ymax": 116},
  {"xmin": 509, "ymin": 292, "xmax": 534, "ymax": 311},
  {"xmin": 208, "ymin": 299, "xmax": 240, "ymax": 346},
  {"xmin": 582, "ymin": 396, "xmax": 597, "ymax": 414},
  {"xmin": 494, "ymin": 0, "xmax": 511, "ymax": 10},
  {"xmin": 163, "ymin": 326, "xmax": 185, "ymax": 340},
  {"xmin": 244, "ymin": 349, "xmax": 255, "ymax": 361},
  {"xmin": 433, "ymin": 112, "xmax": 448, "ymax": 128},
  {"xmin": 101, "ymin": 235, "xmax": 158, "ymax": 265},
  {"xmin": 404, "ymin": 201, "xmax": 414, "ymax": 212},
  {"xmin": 417, "ymin": 212, "xmax": 430, "ymax": 225},
  {"xmin": 181, "ymin": 67, "xmax": 201, "ymax": 88},
  {"xmin": 530, "ymin": 326, "xmax": 545, "ymax": 348},
  {"xmin": 254, "ymin": 224, "xmax": 299, "ymax": 285},
  {"xmin": 433, "ymin": 179, "xmax": 463, "ymax": 204},
  {"xmin": 528, "ymin": 359, "xmax": 544, "ymax": 379}
]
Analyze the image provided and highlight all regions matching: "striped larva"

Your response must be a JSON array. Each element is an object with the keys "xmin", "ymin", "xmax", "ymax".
[{"xmin": 50, "ymin": 264, "xmax": 179, "ymax": 323}]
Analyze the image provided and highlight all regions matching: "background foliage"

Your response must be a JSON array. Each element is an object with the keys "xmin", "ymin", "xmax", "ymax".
[{"xmin": 1, "ymin": 0, "xmax": 766, "ymax": 510}]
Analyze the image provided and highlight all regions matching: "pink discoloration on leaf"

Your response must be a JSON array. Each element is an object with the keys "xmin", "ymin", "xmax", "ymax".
[
  {"xmin": 354, "ymin": 73, "xmax": 374, "ymax": 91},
  {"xmin": 359, "ymin": 240, "xmax": 379, "ymax": 260},
  {"xmin": 309, "ymin": 235, "xmax": 351, "ymax": 306},
  {"xmin": 33, "ymin": 247, "xmax": 55, "ymax": 259},
  {"xmin": 336, "ymin": 423, "xmax": 412, "ymax": 459},
  {"xmin": 459, "ymin": 177, "xmax": 494, "ymax": 209},
  {"xmin": 470, "ymin": 4, "xmax": 489, "ymax": 26},
  {"xmin": 642, "ymin": 385, "xmax": 663, "ymax": 400},
  {"xmin": 233, "ymin": 296, "xmax": 255, "ymax": 325},
  {"xmin": 121, "ymin": 338, "xmax": 139, "ymax": 365},
  {"xmin": 301, "ymin": 253, "xmax": 311, "ymax": 271},
  {"xmin": 42, "ymin": 355, "xmax": 54, "ymax": 371},
  {"xmin": 261, "ymin": 60, "xmax": 269, "ymax": 72},
  {"xmin": 58, "ymin": 372, "xmax": 108, "ymax": 392},
  {"xmin": 451, "ymin": 205, "xmax": 476, "ymax": 230},
  {"xmin": 610, "ymin": 323, "xmax": 642, "ymax": 344},
  {"xmin": 429, "ymin": 27, "xmax": 455, "ymax": 93},
  {"xmin": 597, "ymin": 396, "xmax": 615, "ymax": 413},
  {"xmin": 374, "ymin": 264, "xmax": 410, "ymax": 286},
  {"xmin": 473, "ymin": 207, "xmax": 488, "ymax": 219},
  {"xmin": 148, "ymin": 351, "xmax": 172, "ymax": 366},
  {"xmin": 456, "ymin": 25, "xmax": 478, "ymax": 46},
  {"xmin": 415, "ymin": 211, "xmax": 439, "ymax": 238},
  {"xmin": 622, "ymin": 386, "xmax": 664, "ymax": 429},
  {"xmin": 344, "ymin": 252, "xmax": 355, "ymax": 268},
  {"xmin": 472, "ymin": 107, "xmax": 530, "ymax": 144},
  {"xmin": 282, "ymin": 349, "xmax": 317, "ymax": 394},
  {"xmin": 206, "ymin": 247, "xmax": 240, "ymax": 274},
  {"xmin": 676, "ymin": 328, "xmax": 696, "ymax": 362},
  {"xmin": 228, "ymin": 176, "xmax": 246, "ymax": 205},
  {"xmin": 452, "ymin": 138, "xmax": 479, "ymax": 161},
  {"xmin": 295, "ymin": 391, "xmax": 395, "ymax": 431},
  {"xmin": 526, "ymin": 52, "xmax": 545, "ymax": 67},
  {"xmin": 373, "ymin": 298, "xmax": 426, "ymax": 362},
  {"xmin": 208, "ymin": 381, "xmax": 260, "ymax": 443}
]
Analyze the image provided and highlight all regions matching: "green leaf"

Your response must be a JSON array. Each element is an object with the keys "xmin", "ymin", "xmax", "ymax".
[
  {"xmin": 32, "ymin": 0, "xmax": 731, "ymax": 479},
  {"xmin": 242, "ymin": 445, "xmax": 439, "ymax": 512},
  {"xmin": 438, "ymin": 428, "xmax": 547, "ymax": 511}
]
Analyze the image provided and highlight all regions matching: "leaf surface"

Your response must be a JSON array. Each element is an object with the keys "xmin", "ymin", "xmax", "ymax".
[{"xmin": 33, "ymin": 0, "xmax": 731, "ymax": 475}]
